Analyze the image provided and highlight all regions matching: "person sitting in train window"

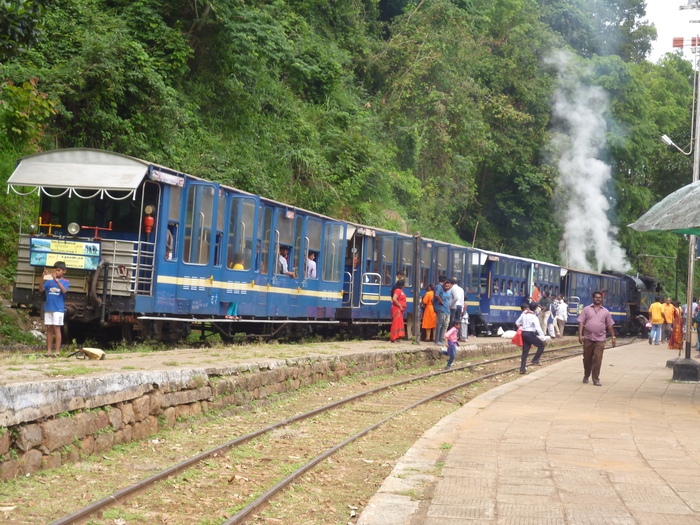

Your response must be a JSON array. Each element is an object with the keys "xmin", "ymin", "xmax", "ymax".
[
  {"xmin": 507, "ymin": 281, "xmax": 514, "ymax": 295},
  {"xmin": 493, "ymin": 282, "xmax": 499, "ymax": 294},
  {"xmin": 229, "ymin": 252, "xmax": 244, "ymax": 270},
  {"xmin": 306, "ymin": 251, "xmax": 317, "ymax": 279},
  {"xmin": 384, "ymin": 269, "xmax": 393, "ymax": 285},
  {"xmin": 278, "ymin": 246, "xmax": 295, "ymax": 277}
]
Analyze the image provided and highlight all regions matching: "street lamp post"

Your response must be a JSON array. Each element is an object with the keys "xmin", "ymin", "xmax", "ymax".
[{"xmin": 663, "ymin": 21, "xmax": 700, "ymax": 380}]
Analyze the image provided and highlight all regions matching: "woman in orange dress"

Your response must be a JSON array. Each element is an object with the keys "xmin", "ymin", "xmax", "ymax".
[
  {"xmin": 668, "ymin": 301, "xmax": 684, "ymax": 350},
  {"xmin": 422, "ymin": 284, "xmax": 437, "ymax": 342},
  {"xmin": 390, "ymin": 279, "xmax": 407, "ymax": 342}
]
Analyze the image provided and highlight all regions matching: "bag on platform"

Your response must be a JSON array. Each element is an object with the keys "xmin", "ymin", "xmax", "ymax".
[{"xmin": 511, "ymin": 327, "xmax": 523, "ymax": 347}]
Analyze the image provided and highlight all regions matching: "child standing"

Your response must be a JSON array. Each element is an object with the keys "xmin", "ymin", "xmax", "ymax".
[
  {"xmin": 442, "ymin": 321, "xmax": 461, "ymax": 369},
  {"xmin": 40, "ymin": 261, "xmax": 69, "ymax": 357}
]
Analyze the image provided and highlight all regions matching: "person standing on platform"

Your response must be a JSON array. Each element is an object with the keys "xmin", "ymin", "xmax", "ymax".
[
  {"xmin": 668, "ymin": 300, "xmax": 684, "ymax": 350},
  {"xmin": 538, "ymin": 291, "xmax": 552, "ymax": 334},
  {"xmin": 390, "ymin": 279, "xmax": 407, "ymax": 343},
  {"xmin": 40, "ymin": 261, "xmax": 69, "ymax": 357},
  {"xmin": 555, "ymin": 296, "xmax": 568, "ymax": 337},
  {"xmin": 448, "ymin": 278, "xmax": 464, "ymax": 329},
  {"xmin": 662, "ymin": 297, "xmax": 675, "ymax": 343},
  {"xmin": 648, "ymin": 296, "xmax": 664, "ymax": 345},
  {"xmin": 577, "ymin": 291, "xmax": 616, "ymax": 386},
  {"xmin": 421, "ymin": 284, "xmax": 437, "ymax": 342},
  {"xmin": 515, "ymin": 302, "xmax": 545, "ymax": 375}
]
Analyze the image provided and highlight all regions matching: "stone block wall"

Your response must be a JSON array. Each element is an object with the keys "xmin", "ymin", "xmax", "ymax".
[{"xmin": 0, "ymin": 342, "xmax": 511, "ymax": 480}]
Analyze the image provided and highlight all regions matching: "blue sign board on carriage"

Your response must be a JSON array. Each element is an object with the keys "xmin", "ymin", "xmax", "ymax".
[{"xmin": 29, "ymin": 238, "xmax": 101, "ymax": 270}]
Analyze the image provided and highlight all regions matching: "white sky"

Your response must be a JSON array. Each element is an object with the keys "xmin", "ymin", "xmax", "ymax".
[{"xmin": 646, "ymin": 0, "xmax": 700, "ymax": 62}]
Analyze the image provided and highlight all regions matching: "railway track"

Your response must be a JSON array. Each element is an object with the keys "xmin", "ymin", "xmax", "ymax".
[{"xmin": 35, "ymin": 340, "xmax": 622, "ymax": 525}]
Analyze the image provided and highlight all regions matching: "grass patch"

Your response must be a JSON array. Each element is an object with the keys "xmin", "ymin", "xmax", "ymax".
[{"xmin": 43, "ymin": 365, "xmax": 100, "ymax": 377}]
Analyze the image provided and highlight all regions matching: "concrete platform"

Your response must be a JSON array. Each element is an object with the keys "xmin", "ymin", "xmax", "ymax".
[{"xmin": 358, "ymin": 341, "xmax": 700, "ymax": 525}]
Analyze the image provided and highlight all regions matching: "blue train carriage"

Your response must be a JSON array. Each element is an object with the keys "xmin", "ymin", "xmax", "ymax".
[
  {"xmin": 7, "ymin": 148, "xmax": 346, "ymax": 342},
  {"xmin": 561, "ymin": 268, "xmax": 628, "ymax": 332},
  {"xmin": 337, "ymin": 229, "xmax": 479, "ymax": 337},
  {"xmin": 339, "ymin": 226, "xmax": 417, "ymax": 328},
  {"xmin": 472, "ymin": 250, "xmax": 561, "ymax": 335},
  {"xmin": 420, "ymin": 239, "xmax": 479, "ymax": 333}
]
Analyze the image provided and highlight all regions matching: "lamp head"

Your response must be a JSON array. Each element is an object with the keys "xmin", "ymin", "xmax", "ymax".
[
  {"xmin": 661, "ymin": 135, "xmax": 674, "ymax": 147},
  {"xmin": 67, "ymin": 222, "xmax": 81, "ymax": 236}
]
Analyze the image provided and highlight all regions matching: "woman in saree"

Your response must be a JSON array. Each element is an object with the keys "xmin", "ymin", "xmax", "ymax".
[
  {"xmin": 390, "ymin": 279, "xmax": 407, "ymax": 342},
  {"xmin": 422, "ymin": 284, "xmax": 437, "ymax": 342},
  {"xmin": 668, "ymin": 301, "xmax": 684, "ymax": 350}
]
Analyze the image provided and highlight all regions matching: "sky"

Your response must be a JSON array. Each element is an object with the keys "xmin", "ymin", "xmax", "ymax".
[{"xmin": 646, "ymin": 0, "xmax": 700, "ymax": 62}]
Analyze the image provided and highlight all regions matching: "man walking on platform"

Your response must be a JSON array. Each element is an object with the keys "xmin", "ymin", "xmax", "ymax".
[
  {"xmin": 649, "ymin": 296, "xmax": 664, "ymax": 345},
  {"xmin": 578, "ymin": 291, "xmax": 616, "ymax": 386}
]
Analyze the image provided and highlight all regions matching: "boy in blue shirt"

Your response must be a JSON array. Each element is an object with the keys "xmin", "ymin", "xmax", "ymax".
[
  {"xmin": 40, "ymin": 261, "xmax": 69, "ymax": 357},
  {"xmin": 433, "ymin": 277, "xmax": 451, "ymax": 344}
]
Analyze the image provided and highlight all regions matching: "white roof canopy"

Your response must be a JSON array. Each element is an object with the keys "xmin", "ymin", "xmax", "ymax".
[{"xmin": 6, "ymin": 149, "xmax": 151, "ymax": 198}]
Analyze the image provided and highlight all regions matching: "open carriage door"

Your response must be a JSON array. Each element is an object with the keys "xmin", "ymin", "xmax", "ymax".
[{"xmin": 342, "ymin": 224, "xmax": 357, "ymax": 307}]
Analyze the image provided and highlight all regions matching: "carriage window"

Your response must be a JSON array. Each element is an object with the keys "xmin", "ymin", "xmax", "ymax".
[
  {"xmin": 468, "ymin": 252, "xmax": 480, "ymax": 293},
  {"xmin": 520, "ymin": 282, "xmax": 525, "ymax": 295},
  {"xmin": 507, "ymin": 280, "xmax": 513, "ymax": 295},
  {"xmin": 275, "ymin": 209, "xmax": 295, "ymax": 275},
  {"xmin": 493, "ymin": 278, "xmax": 499, "ymax": 294},
  {"xmin": 451, "ymin": 251, "xmax": 465, "ymax": 288},
  {"xmin": 436, "ymin": 246, "xmax": 448, "ymax": 281},
  {"xmin": 323, "ymin": 223, "xmax": 344, "ymax": 282},
  {"xmin": 399, "ymin": 239, "xmax": 413, "ymax": 287},
  {"xmin": 381, "ymin": 237, "xmax": 395, "ymax": 284},
  {"xmin": 183, "ymin": 184, "xmax": 214, "ymax": 265},
  {"xmin": 306, "ymin": 218, "xmax": 322, "ymax": 279},
  {"xmin": 421, "ymin": 244, "xmax": 431, "ymax": 289},
  {"xmin": 258, "ymin": 206, "xmax": 272, "ymax": 274},
  {"xmin": 227, "ymin": 198, "xmax": 256, "ymax": 270},
  {"xmin": 501, "ymin": 279, "xmax": 506, "ymax": 295}
]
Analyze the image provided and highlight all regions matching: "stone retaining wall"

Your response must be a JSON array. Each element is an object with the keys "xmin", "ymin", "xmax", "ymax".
[{"xmin": 0, "ymin": 342, "xmax": 511, "ymax": 481}]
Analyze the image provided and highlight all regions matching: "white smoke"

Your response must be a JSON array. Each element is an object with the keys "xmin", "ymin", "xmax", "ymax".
[{"xmin": 547, "ymin": 50, "xmax": 630, "ymax": 273}]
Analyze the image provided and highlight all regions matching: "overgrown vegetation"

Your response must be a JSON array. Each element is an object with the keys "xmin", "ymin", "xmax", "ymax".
[{"xmin": 0, "ymin": 0, "xmax": 694, "ymax": 324}]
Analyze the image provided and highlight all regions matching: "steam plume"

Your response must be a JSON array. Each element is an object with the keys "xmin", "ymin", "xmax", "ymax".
[{"xmin": 547, "ymin": 51, "xmax": 630, "ymax": 273}]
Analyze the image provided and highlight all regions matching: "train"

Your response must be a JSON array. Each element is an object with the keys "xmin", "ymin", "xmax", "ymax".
[{"xmin": 6, "ymin": 149, "xmax": 661, "ymax": 343}]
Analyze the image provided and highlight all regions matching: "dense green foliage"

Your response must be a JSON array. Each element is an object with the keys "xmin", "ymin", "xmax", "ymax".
[{"xmin": 0, "ymin": 0, "xmax": 696, "ymax": 297}]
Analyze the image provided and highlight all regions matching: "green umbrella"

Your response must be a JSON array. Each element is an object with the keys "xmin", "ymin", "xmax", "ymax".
[{"xmin": 628, "ymin": 179, "xmax": 700, "ymax": 236}]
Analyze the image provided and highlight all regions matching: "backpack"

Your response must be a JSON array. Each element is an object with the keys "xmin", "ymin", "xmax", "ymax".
[{"xmin": 695, "ymin": 307, "xmax": 700, "ymax": 324}]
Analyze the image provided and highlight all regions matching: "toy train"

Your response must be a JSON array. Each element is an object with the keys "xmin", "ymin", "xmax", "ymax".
[{"xmin": 7, "ymin": 149, "xmax": 661, "ymax": 343}]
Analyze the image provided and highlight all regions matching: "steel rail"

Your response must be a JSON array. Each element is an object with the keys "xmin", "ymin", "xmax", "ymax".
[
  {"xmin": 221, "ymin": 348, "xmax": 597, "ymax": 524},
  {"xmin": 48, "ymin": 340, "xmax": 624, "ymax": 524}
]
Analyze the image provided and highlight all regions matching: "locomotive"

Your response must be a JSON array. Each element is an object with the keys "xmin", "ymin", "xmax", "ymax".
[{"xmin": 7, "ymin": 149, "xmax": 657, "ymax": 342}]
